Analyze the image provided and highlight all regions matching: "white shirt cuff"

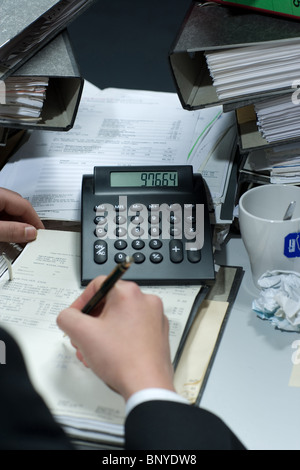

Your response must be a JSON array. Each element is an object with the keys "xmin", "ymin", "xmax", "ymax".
[{"xmin": 125, "ymin": 388, "xmax": 189, "ymax": 417}]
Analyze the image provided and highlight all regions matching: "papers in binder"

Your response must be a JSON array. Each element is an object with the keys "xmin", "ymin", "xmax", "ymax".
[
  {"xmin": 205, "ymin": 39, "xmax": 300, "ymax": 100},
  {"xmin": 254, "ymin": 93, "xmax": 300, "ymax": 143},
  {"xmin": 244, "ymin": 143, "xmax": 300, "ymax": 184},
  {"xmin": 0, "ymin": 77, "xmax": 48, "ymax": 122}
]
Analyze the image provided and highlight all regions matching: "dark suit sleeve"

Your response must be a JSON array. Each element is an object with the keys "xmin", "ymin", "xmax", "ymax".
[
  {"xmin": 125, "ymin": 400, "xmax": 246, "ymax": 450},
  {"xmin": 0, "ymin": 328, "xmax": 73, "ymax": 450}
]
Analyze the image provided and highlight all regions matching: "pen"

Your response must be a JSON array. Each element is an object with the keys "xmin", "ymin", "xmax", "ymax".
[{"xmin": 81, "ymin": 256, "xmax": 134, "ymax": 315}]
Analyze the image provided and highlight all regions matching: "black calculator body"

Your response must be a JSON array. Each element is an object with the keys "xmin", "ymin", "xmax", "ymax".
[{"xmin": 81, "ymin": 166, "xmax": 215, "ymax": 286}]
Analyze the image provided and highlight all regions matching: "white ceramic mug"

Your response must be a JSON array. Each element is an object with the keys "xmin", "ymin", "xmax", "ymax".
[{"xmin": 239, "ymin": 184, "xmax": 300, "ymax": 286}]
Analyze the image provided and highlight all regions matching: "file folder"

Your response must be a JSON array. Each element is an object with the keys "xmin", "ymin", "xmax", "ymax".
[
  {"xmin": 0, "ymin": 0, "xmax": 96, "ymax": 81},
  {"xmin": 169, "ymin": 2, "xmax": 300, "ymax": 110},
  {"xmin": 0, "ymin": 30, "xmax": 83, "ymax": 131},
  {"xmin": 209, "ymin": 1, "xmax": 300, "ymax": 21}
]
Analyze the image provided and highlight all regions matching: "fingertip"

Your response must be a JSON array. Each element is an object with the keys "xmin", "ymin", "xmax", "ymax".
[{"xmin": 24, "ymin": 226, "xmax": 38, "ymax": 241}]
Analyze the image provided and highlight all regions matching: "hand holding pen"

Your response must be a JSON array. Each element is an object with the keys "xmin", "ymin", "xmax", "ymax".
[
  {"xmin": 56, "ymin": 266, "xmax": 174, "ymax": 401},
  {"xmin": 81, "ymin": 256, "xmax": 133, "ymax": 315}
]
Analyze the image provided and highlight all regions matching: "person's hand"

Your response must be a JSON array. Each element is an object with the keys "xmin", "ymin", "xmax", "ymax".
[
  {"xmin": 0, "ymin": 188, "xmax": 44, "ymax": 243},
  {"xmin": 57, "ymin": 278, "xmax": 175, "ymax": 401}
]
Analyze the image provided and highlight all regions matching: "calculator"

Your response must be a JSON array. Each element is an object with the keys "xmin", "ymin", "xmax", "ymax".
[{"xmin": 81, "ymin": 166, "xmax": 215, "ymax": 285}]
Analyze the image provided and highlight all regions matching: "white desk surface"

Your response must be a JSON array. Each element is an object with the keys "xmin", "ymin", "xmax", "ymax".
[{"xmin": 200, "ymin": 234, "xmax": 300, "ymax": 450}]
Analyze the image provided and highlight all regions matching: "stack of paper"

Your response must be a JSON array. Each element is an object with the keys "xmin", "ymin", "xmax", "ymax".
[
  {"xmin": 205, "ymin": 40, "xmax": 300, "ymax": 100},
  {"xmin": 0, "ymin": 77, "xmax": 49, "ymax": 122},
  {"xmin": 254, "ymin": 93, "xmax": 300, "ymax": 143},
  {"xmin": 244, "ymin": 142, "xmax": 300, "ymax": 184}
]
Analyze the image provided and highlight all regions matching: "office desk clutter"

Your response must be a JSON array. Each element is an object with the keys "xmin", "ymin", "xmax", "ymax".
[
  {"xmin": 0, "ymin": 82, "xmax": 237, "ymax": 225},
  {"xmin": 1, "ymin": 0, "xmax": 300, "ymax": 451}
]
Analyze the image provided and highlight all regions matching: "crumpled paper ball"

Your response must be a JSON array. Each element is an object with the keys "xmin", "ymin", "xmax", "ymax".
[{"xmin": 252, "ymin": 270, "xmax": 300, "ymax": 332}]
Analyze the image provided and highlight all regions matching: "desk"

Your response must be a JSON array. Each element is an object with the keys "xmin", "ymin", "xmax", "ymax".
[{"xmin": 201, "ymin": 234, "xmax": 300, "ymax": 450}]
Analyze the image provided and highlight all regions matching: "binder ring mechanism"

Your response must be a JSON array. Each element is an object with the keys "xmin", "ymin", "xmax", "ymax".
[{"xmin": 1, "ymin": 252, "xmax": 13, "ymax": 281}]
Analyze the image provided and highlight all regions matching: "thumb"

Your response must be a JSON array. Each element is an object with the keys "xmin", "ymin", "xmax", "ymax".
[{"xmin": 0, "ymin": 221, "xmax": 38, "ymax": 243}]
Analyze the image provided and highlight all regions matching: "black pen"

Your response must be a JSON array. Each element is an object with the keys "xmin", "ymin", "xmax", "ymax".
[{"xmin": 81, "ymin": 256, "xmax": 134, "ymax": 315}]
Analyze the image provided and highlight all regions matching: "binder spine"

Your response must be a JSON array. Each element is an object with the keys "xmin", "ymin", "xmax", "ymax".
[
  {"xmin": 0, "ymin": 0, "xmax": 94, "ymax": 80},
  {"xmin": 208, "ymin": 0, "xmax": 300, "ymax": 20}
]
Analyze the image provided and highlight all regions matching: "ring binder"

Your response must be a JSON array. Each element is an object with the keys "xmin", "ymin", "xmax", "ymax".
[
  {"xmin": 0, "ymin": 0, "xmax": 97, "ymax": 81},
  {"xmin": 0, "ymin": 31, "xmax": 84, "ymax": 131}
]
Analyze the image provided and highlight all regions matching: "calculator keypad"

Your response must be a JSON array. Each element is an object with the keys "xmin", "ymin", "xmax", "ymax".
[{"xmin": 92, "ymin": 202, "xmax": 201, "ymax": 266}]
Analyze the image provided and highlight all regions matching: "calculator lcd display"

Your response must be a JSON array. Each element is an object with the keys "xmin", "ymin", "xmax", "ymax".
[{"xmin": 110, "ymin": 171, "xmax": 178, "ymax": 187}]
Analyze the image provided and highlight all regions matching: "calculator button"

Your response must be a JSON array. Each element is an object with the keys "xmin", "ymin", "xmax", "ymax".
[
  {"xmin": 132, "ymin": 253, "xmax": 146, "ymax": 264},
  {"xmin": 169, "ymin": 226, "xmax": 182, "ymax": 237},
  {"xmin": 115, "ymin": 227, "xmax": 127, "ymax": 237},
  {"xmin": 148, "ymin": 203, "xmax": 160, "ymax": 211},
  {"xmin": 131, "ymin": 215, "xmax": 144, "ymax": 225},
  {"xmin": 168, "ymin": 214, "xmax": 181, "ymax": 224},
  {"xmin": 187, "ymin": 248, "xmax": 201, "ymax": 263},
  {"xmin": 184, "ymin": 203, "xmax": 196, "ymax": 210},
  {"xmin": 94, "ymin": 215, "xmax": 107, "ymax": 225},
  {"xmin": 114, "ymin": 203, "xmax": 126, "ymax": 212},
  {"xmin": 150, "ymin": 252, "xmax": 163, "ymax": 264},
  {"xmin": 131, "ymin": 226, "xmax": 144, "ymax": 237},
  {"xmin": 148, "ymin": 214, "xmax": 160, "ymax": 224},
  {"xmin": 114, "ymin": 240, "xmax": 127, "ymax": 250},
  {"xmin": 132, "ymin": 240, "xmax": 145, "ymax": 250},
  {"xmin": 169, "ymin": 239, "xmax": 183, "ymax": 263},
  {"xmin": 94, "ymin": 204, "xmax": 107, "ymax": 212},
  {"xmin": 114, "ymin": 215, "xmax": 127, "ymax": 225},
  {"xmin": 130, "ymin": 203, "xmax": 144, "ymax": 212},
  {"xmin": 149, "ymin": 239, "xmax": 162, "ymax": 250},
  {"xmin": 168, "ymin": 203, "xmax": 181, "ymax": 212},
  {"xmin": 114, "ymin": 252, "xmax": 128, "ymax": 263},
  {"xmin": 185, "ymin": 226, "xmax": 197, "ymax": 239},
  {"xmin": 94, "ymin": 226, "xmax": 107, "ymax": 238},
  {"xmin": 94, "ymin": 241, "xmax": 107, "ymax": 264},
  {"xmin": 184, "ymin": 214, "xmax": 196, "ymax": 224},
  {"xmin": 149, "ymin": 226, "xmax": 161, "ymax": 237}
]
